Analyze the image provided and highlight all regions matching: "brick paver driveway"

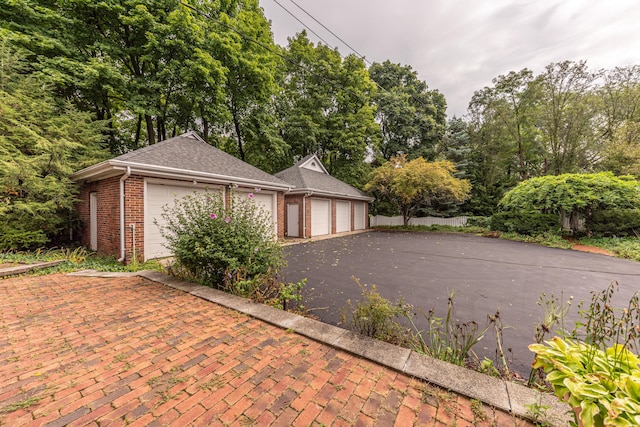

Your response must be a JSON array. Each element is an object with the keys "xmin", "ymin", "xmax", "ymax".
[{"xmin": 0, "ymin": 274, "xmax": 535, "ymax": 426}]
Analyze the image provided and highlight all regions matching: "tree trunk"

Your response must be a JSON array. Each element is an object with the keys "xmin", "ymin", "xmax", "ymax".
[
  {"xmin": 232, "ymin": 112, "xmax": 245, "ymax": 161},
  {"xmin": 203, "ymin": 118, "xmax": 209, "ymax": 143},
  {"xmin": 145, "ymin": 115, "xmax": 155, "ymax": 145},
  {"xmin": 134, "ymin": 114, "xmax": 142, "ymax": 149}
]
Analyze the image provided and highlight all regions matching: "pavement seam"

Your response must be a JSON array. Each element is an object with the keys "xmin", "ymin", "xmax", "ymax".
[{"xmin": 68, "ymin": 269, "xmax": 571, "ymax": 426}]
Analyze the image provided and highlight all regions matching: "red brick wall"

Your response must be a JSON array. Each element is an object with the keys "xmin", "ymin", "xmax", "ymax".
[
  {"xmin": 77, "ymin": 176, "xmax": 121, "ymax": 258},
  {"xmin": 123, "ymin": 175, "xmax": 144, "ymax": 263},
  {"xmin": 77, "ymin": 175, "xmax": 294, "ymax": 262},
  {"xmin": 276, "ymin": 192, "xmax": 285, "ymax": 239}
]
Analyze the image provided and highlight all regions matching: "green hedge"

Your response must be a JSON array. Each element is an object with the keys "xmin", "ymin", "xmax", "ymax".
[
  {"xmin": 490, "ymin": 211, "xmax": 560, "ymax": 235},
  {"xmin": 587, "ymin": 209, "xmax": 640, "ymax": 236}
]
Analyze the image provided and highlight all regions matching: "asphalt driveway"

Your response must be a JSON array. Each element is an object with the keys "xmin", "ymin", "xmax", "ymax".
[{"xmin": 283, "ymin": 231, "xmax": 640, "ymax": 376}]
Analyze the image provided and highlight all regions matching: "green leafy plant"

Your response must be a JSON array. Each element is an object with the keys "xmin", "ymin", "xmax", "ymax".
[
  {"xmin": 159, "ymin": 189, "xmax": 284, "ymax": 286},
  {"xmin": 342, "ymin": 277, "xmax": 414, "ymax": 346},
  {"xmin": 530, "ymin": 338, "xmax": 640, "ymax": 427},
  {"xmin": 530, "ymin": 282, "xmax": 640, "ymax": 426},
  {"xmin": 407, "ymin": 291, "xmax": 488, "ymax": 367}
]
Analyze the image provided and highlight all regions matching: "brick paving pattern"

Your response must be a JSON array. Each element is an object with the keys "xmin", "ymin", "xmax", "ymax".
[{"xmin": 0, "ymin": 274, "xmax": 534, "ymax": 426}]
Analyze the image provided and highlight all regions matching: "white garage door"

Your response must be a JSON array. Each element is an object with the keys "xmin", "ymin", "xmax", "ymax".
[
  {"xmin": 354, "ymin": 202, "xmax": 366, "ymax": 230},
  {"xmin": 335, "ymin": 201, "xmax": 350, "ymax": 233},
  {"xmin": 145, "ymin": 183, "xmax": 210, "ymax": 260},
  {"xmin": 311, "ymin": 198, "xmax": 331, "ymax": 236}
]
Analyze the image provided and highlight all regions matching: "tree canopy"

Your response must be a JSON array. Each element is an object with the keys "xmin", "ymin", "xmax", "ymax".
[
  {"xmin": 0, "ymin": 44, "xmax": 108, "ymax": 250},
  {"xmin": 365, "ymin": 156, "xmax": 471, "ymax": 225},
  {"xmin": 369, "ymin": 60, "xmax": 446, "ymax": 161}
]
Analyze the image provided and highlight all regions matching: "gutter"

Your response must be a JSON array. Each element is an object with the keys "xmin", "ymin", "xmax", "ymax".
[
  {"xmin": 303, "ymin": 191, "xmax": 313, "ymax": 238},
  {"xmin": 73, "ymin": 160, "xmax": 291, "ymax": 192},
  {"xmin": 117, "ymin": 166, "xmax": 131, "ymax": 263}
]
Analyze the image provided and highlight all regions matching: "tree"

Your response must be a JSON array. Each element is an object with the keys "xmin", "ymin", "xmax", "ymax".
[
  {"xmin": 365, "ymin": 156, "xmax": 471, "ymax": 225},
  {"xmin": 277, "ymin": 32, "xmax": 378, "ymax": 186},
  {"xmin": 469, "ymin": 69, "xmax": 542, "ymax": 181},
  {"xmin": 369, "ymin": 61, "xmax": 446, "ymax": 161},
  {"xmin": 596, "ymin": 65, "xmax": 640, "ymax": 176},
  {"xmin": 0, "ymin": 45, "xmax": 108, "ymax": 250},
  {"xmin": 535, "ymin": 61, "xmax": 598, "ymax": 174},
  {"xmin": 499, "ymin": 172, "xmax": 640, "ymax": 233}
]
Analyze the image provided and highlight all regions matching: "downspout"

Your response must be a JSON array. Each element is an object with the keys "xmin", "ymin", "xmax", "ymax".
[
  {"xmin": 303, "ymin": 191, "xmax": 313, "ymax": 238},
  {"xmin": 117, "ymin": 166, "xmax": 131, "ymax": 263}
]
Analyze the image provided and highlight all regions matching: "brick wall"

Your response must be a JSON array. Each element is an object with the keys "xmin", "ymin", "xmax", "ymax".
[
  {"xmin": 123, "ymin": 175, "xmax": 144, "ymax": 263},
  {"xmin": 276, "ymin": 192, "xmax": 285, "ymax": 239},
  {"xmin": 77, "ymin": 176, "xmax": 121, "ymax": 258}
]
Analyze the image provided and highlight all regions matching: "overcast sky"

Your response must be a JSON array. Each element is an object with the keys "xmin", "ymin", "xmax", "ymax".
[{"xmin": 260, "ymin": 0, "xmax": 640, "ymax": 118}]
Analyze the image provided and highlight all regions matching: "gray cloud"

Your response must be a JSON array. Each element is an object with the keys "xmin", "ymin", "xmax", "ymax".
[{"xmin": 261, "ymin": 0, "xmax": 640, "ymax": 117}]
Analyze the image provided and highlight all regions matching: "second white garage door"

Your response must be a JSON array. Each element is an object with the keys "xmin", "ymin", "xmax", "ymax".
[
  {"xmin": 244, "ymin": 192, "xmax": 276, "ymax": 236},
  {"xmin": 335, "ymin": 201, "xmax": 350, "ymax": 233},
  {"xmin": 311, "ymin": 198, "xmax": 331, "ymax": 236}
]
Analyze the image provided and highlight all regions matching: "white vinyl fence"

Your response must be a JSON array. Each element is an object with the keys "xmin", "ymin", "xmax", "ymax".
[{"xmin": 370, "ymin": 215, "xmax": 468, "ymax": 227}]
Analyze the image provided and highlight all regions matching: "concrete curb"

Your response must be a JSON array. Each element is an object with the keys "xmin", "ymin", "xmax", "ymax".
[
  {"xmin": 70, "ymin": 269, "xmax": 572, "ymax": 426},
  {"xmin": 0, "ymin": 260, "xmax": 66, "ymax": 277}
]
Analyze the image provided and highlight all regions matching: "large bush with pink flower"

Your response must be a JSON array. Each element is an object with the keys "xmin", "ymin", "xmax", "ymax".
[{"xmin": 158, "ymin": 189, "xmax": 284, "ymax": 289}]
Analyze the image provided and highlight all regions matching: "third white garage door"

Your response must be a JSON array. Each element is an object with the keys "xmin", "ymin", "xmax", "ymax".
[
  {"xmin": 311, "ymin": 198, "xmax": 331, "ymax": 236},
  {"xmin": 353, "ymin": 202, "xmax": 366, "ymax": 230},
  {"xmin": 335, "ymin": 201, "xmax": 350, "ymax": 233}
]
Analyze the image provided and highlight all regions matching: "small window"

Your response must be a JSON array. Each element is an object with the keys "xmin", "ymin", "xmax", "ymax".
[{"xmin": 311, "ymin": 162, "xmax": 316, "ymax": 167}]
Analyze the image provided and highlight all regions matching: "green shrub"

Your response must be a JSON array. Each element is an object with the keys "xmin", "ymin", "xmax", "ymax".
[
  {"xmin": 159, "ymin": 189, "xmax": 284, "ymax": 287},
  {"xmin": 530, "ymin": 282, "xmax": 640, "ymax": 426},
  {"xmin": 587, "ymin": 209, "xmax": 640, "ymax": 236},
  {"xmin": 407, "ymin": 291, "xmax": 489, "ymax": 367},
  {"xmin": 342, "ymin": 277, "xmax": 414, "ymax": 347},
  {"xmin": 490, "ymin": 211, "xmax": 560, "ymax": 235},
  {"xmin": 466, "ymin": 216, "xmax": 490, "ymax": 228}
]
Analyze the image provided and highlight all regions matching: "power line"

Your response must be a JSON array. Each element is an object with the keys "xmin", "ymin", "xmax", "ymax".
[
  {"xmin": 179, "ymin": 2, "xmax": 368, "ymax": 102},
  {"xmin": 284, "ymin": 0, "xmax": 371, "ymax": 65},
  {"xmin": 269, "ymin": 0, "xmax": 334, "ymax": 49},
  {"xmin": 180, "ymin": 1, "xmax": 446, "ymax": 152}
]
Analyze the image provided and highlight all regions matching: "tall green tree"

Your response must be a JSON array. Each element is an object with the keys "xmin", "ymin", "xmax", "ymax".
[
  {"xmin": 596, "ymin": 65, "xmax": 640, "ymax": 176},
  {"xmin": 535, "ymin": 61, "xmax": 597, "ymax": 174},
  {"xmin": 277, "ymin": 32, "xmax": 378, "ymax": 185},
  {"xmin": 369, "ymin": 60, "xmax": 446, "ymax": 161},
  {"xmin": 469, "ymin": 69, "xmax": 541, "ymax": 180},
  {"xmin": 213, "ymin": 0, "xmax": 288, "ymax": 173},
  {"xmin": 0, "ymin": 45, "xmax": 108, "ymax": 250}
]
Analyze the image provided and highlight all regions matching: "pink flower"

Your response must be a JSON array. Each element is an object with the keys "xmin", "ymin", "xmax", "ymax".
[
  {"xmin": 248, "ymin": 193, "xmax": 254, "ymax": 199},
  {"xmin": 225, "ymin": 216, "xmax": 231, "ymax": 223},
  {"xmin": 255, "ymin": 188, "xmax": 261, "ymax": 192},
  {"xmin": 209, "ymin": 213, "xmax": 217, "ymax": 219}
]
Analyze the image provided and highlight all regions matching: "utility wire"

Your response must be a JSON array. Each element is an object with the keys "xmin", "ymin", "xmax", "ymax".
[
  {"xmin": 270, "ymin": 0, "xmax": 334, "ymax": 49},
  {"xmin": 284, "ymin": 0, "xmax": 371, "ymax": 65},
  {"xmin": 179, "ymin": 1, "xmax": 367, "ymax": 101},
  {"xmin": 180, "ymin": 1, "xmax": 445, "ymax": 152}
]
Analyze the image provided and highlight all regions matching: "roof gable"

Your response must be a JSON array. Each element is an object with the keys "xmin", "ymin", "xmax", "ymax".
[
  {"xmin": 297, "ymin": 154, "xmax": 328, "ymax": 174},
  {"xmin": 275, "ymin": 156, "xmax": 373, "ymax": 201},
  {"xmin": 72, "ymin": 131, "xmax": 290, "ymax": 189}
]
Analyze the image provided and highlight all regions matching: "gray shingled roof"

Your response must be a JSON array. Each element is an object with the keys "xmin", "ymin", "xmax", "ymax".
[
  {"xmin": 275, "ymin": 157, "xmax": 372, "ymax": 200},
  {"xmin": 80, "ymin": 132, "xmax": 289, "ymax": 187}
]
